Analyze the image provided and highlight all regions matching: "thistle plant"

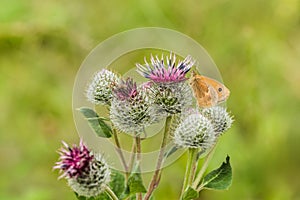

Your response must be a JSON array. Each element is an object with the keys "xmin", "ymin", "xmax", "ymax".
[{"xmin": 55, "ymin": 53, "xmax": 234, "ymax": 200}]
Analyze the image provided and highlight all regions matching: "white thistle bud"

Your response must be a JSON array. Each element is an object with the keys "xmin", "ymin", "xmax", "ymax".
[
  {"xmin": 201, "ymin": 106, "xmax": 234, "ymax": 136},
  {"xmin": 110, "ymin": 78, "xmax": 158, "ymax": 134},
  {"xmin": 86, "ymin": 69, "xmax": 120, "ymax": 106},
  {"xmin": 174, "ymin": 113, "xmax": 216, "ymax": 150}
]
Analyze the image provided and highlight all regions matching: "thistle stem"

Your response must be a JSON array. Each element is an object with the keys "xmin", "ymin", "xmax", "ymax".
[
  {"xmin": 105, "ymin": 185, "xmax": 119, "ymax": 200},
  {"xmin": 180, "ymin": 148, "xmax": 197, "ymax": 199},
  {"xmin": 128, "ymin": 142, "xmax": 136, "ymax": 172},
  {"xmin": 192, "ymin": 144, "xmax": 217, "ymax": 190},
  {"xmin": 135, "ymin": 134, "xmax": 142, "ymax": 200},
  {"xmin": 189, "ymin": 149, "xmax": 199, "ymax": 185},
  {"xmin": 135, "ymin": 134, "xmax": 142, "ymax": 162},
  {"xmin": 143, "ymin": 116, "xmax": 172, "ymax": 200},
  {"xmin": 112, "ymin": 128, "xmax": 129, "ymax": 179}
]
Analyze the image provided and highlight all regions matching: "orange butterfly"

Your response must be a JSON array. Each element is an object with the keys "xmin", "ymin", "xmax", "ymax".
[{"xmin": 189, "ymin": 71, "xmax": 230, "ymax": 108}]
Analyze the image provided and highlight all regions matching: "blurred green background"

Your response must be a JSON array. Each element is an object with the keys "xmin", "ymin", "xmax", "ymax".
[{"xmin": 1, "ymin": 0, "xmax": 300, "ymax": 199}]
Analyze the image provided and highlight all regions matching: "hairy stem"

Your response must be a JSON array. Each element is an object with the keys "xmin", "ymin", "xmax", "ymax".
[
  {"xmin": 188, "ymin": 149, "xmax": 199, "ymax": 185},
  {"xmin": 180, "ymin": 148, "xmax": 197, "ymax": 199},
  {"xmin": 112, "ymin": 128, "xmax": 129, "ymax": 179},
  {"xmin": 128, "ymin": 142, "xmax": 136, "ymax": 173},
  {"xmin": 105, "ymin": 185, "xmax": 119, "ymax": 200},
  {"xmin": 143, "ymin": 116, "xmax": 172, "ymax": 200},
  {"xmin": 135, "ymin": 134, "xmax": 142, "ymax": 200},
  {"xmin": 135, "ymin": 134, "xmax": 142, "ymax": 162},
  {"xmin": 192, "ymin": 144, "xmax": 217, "ymax": 190}
]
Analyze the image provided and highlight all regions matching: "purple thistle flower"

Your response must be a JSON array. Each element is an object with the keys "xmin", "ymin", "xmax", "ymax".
[
  {"xmin": 54, "ymin": 141, "xmax": 111, "ymax": 197},
  {"xmin": 135, "ymin": 53, "xmax": 194, "ymax": 115},
  {"xmin": 136, "ymin": 53, "xmax": 194, "ymax": 83},
  {"xmin": 113, "ymin": 78, "xmax": 138, "ymax": 101},
  {"xmin": 54, "ymin": 140, "xmax": 93, "ymax": 179},
  {"xmin": 140, "ymin": 81, "xmax": 153, "ymax": 90}
]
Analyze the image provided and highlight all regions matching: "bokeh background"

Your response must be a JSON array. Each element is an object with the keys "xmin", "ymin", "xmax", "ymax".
[{"xmin": 1, "ymin": 0, "xmax": 300, "ymax": 199}]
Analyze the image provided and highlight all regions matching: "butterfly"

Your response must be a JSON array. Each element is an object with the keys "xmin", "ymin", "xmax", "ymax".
[{"xmin": 189, "ymin": 71, "xmax": 230, "ymax": 108}]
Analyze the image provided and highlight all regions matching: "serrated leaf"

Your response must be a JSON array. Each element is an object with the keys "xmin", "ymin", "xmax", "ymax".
[
  {"xmin": 121, "ymin": 165, "xmax": 146, "ymax": 199},
  {"xmin": 202, "ymin": 155, "xmax": 232, "ymax": 190},
  {"xmin": 182, "ymin": 187, "xmax": 199, "ymax": 200},
  {"xmin": 79, "ymin": 107, "xmax": 112, "ymax": 138}
]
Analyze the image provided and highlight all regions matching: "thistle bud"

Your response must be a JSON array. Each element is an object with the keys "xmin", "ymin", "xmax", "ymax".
[
  {"xmin": 174, "ymin": 113, "xmax": 216, "ymax": 151},
  {"xmin": 201, "ymin": 106, "xmax": 234, "ymax": 136},
  {"xmin": 86, "ymin": 69, "xmax": 120, "ymax": 106},
  {"xmin": 110, "ymin": 78, "xmax": 158, "ymax": 134},
  {"xmin": 54, "ymin": 141, "xmax": 111, "ymax": 197}
]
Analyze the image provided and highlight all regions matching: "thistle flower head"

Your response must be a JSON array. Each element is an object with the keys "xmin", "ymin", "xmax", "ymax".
[
  {"xmin": 174, "ymin": 112, "xmax": 216, "ymax": 150},
  {"xmin": 110, "ymin": 78, "xmax": 158, "ymax": 133},
  {"xmin": 201, "ymin": 106, "xmax": 234, "ymax": 136},
  {"xmin": 136, "ymin": 53, "xmax": 194, "ymax": 83},
  {"xmin": 148, "ymin": 82, "xmax": 193, "ymax": 115},
  {"xmin": 54, "ymin": 140, "xmax": 93, "ymax": 179},
  {"xmin": 86, "ymin": 69, "xmax": 120, "ymax": 105},
  {"xmin": 140, "ymin": 81, "xmax": 153, "ymax": 90},
  {"xmin": 136, "ymin": 53, "xmax": 194, "ymax": 115},
  {"xmin": 54, "ymin": 141, "xmax": 110, "ymax": 197},
  {"xmin": 113, "ymin": 78, "xmax": 138, "ymax": 101}
]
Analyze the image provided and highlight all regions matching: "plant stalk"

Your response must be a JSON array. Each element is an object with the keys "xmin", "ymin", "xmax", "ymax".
[
  {"xmin": 112, "ymin": 128, "xmax": 129, "ymax": 179},
  {"xmin": 143, "ymin": 116, "xmax": 172, "ymax": 200},
  {"xmin": 128, "ymin": 142, "xmax": 136, "ymax": 173},
  {"xmin": 189, "ymin": 149, "xmax": 199, "ymax": 186},
  {"xmin": 192, "ymin": 144, "xmax": 217, "ymax": 190},
  {"xmin": 105, "ymin": 185, "xmax": 119, "ymax": 200},
  {"xmin": 180, "ymin": 148, "xmax": 197, "ymax": 199},
  {"xmin": 135, "ymin": 134, "xmax": 143, "ymax": 200}
]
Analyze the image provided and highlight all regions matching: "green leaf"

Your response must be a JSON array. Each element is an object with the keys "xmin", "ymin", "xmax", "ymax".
[
  {"xmin": 202, "ymin": 155, "xmax": 232, "ymax": 190},
  {"xmin": 94, "ymin": 170, "xmax": 126, "ymax": 200},
  {"xmin": 182, "ymin": 187, "xmax": 199, "ymax": 200},
  {"xmin": 121, "ymin": 165, "xmax": 146, "ymax": 199},
  {"xmin": 78, "ymin": 107, "xmax": 112, "ymax": 138},
  {"xmin": 74, "ymin": 193, "xmax": 86, "ymax": 200},
  {"xmin": 109, "ymin": 170, "xmax": 126, "ymax": 197},
  {"xmin": 94, "ymin": 193, "xmax": 109, "ymax": 200},
  {"xmin": 127, "ymin": 172, "xmax": 147, "ymax": 194}
]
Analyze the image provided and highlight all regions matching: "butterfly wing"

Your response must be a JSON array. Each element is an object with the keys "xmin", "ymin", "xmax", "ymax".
[
  {"xmin": 202, "ymin": 76, "xmax": 230, "ymax": 103},
  {"xmin": 207, "ymin": 84, "xmax": 218, "ymax": 106},
  {"xmin": 190, "ymin": 75, "xmax": 216, "ymax": 108},
  {"xmin": 190, "ymin": 71, "xmax": 230, "ymax": 108}
]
